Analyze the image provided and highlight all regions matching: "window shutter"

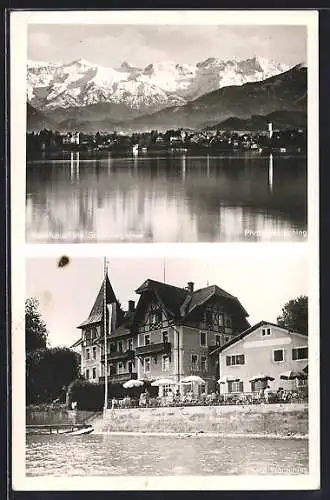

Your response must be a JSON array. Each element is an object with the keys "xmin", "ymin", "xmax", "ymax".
[
  {"xmin": 226, "ymin": 356, "xmax": 231, "ymax": 366},
  {"xmin": 228, "ymin": 381, "xmax": 233, "ymax": 393},
  {"xmin": 292, "ymin": 348, "xmax": 297, "ymax": 360},
  {"xmin": 239, "ymin": 381, "xmax": 244, "ymax": 392}
]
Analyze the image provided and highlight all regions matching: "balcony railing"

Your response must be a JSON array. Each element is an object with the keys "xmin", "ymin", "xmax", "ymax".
[
  {"xmin": 99, "ymin": 372, "xmax": 137, "ymax": 384},
  {"xmin": 135, "ymin": 342, "xmax": 171, "ymax": 356},
  {"xmin": 101, "ymin": 350, "xmax": 135, "ymax": 362}
]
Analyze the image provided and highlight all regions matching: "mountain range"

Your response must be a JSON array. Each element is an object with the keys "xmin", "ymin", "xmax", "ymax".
[{"xmin": 26, "ymin": 57, "xmax": 307, "ymax": 133}]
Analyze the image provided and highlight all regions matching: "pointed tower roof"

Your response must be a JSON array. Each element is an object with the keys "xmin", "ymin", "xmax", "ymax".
[{"xmin": 77, "ymin": 274, "xmax": 116, "ymax": 328}]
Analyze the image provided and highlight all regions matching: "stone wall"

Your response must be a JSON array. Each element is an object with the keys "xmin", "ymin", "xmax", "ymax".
[
  {"xmin": 100, "ymin": 403, "xmax": 308, "ymax": 436},
  {"xmin": 26, "ymin": 408, "xmax": 99, "ymax": 426}
]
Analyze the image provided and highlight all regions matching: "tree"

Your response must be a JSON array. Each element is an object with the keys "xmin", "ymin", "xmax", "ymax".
[
  {"xmin": 25, "ymin": 298, "xmax": 48, "ymax": 353},
  {"xmin": 26, "ymin": 347, "xmax": 81, "ymax": 404},
  {"xmin": 277, "ymin": 295, "xmax": 308, "ymax": 335}
]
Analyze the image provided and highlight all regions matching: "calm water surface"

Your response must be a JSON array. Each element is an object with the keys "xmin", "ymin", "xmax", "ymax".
[
  {"xmin": 26, "ymin": 152, "xmax": 307, "ymax": 243},
  {"xmin": 26, "ymin": 434, "xmax": 308, "ymax": 476}
]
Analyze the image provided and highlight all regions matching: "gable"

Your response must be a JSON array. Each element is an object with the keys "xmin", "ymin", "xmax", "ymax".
[
  {"xmin": 221, "ymin": 323, "xmax": 307, "ymax": 355},
  {"xmin": 134, "ymin": 291, "xmax": 170, "ymax": 331}
]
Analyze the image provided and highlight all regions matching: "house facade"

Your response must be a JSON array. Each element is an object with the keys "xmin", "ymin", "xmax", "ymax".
[
  {"xmin": 210, "ymin": 321, "xmax": 308, "ymax": 394},
  {"xmin": 73, "ymin": 276, "xmax": 250, "ymax": 393}
]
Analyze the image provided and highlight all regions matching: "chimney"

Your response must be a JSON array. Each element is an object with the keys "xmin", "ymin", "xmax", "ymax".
[
  {"xmin": 128, "ymin": 300, "xmax": 135, "ymax": 313},
  {"xmin": 187, "ymin": 282, "xmax": 194, "ymax": 293}
]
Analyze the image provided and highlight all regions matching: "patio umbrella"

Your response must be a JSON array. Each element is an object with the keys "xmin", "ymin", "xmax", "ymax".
[
  {"xmin": 217, "ymin": 375, "xmax": 240, "ymax": 384},
  {"xmin": 249, "ymin": 374, "xmax": 275, "ymax": 383},
  {"xmin": 151, "ymin": 378, "xmax": 177, "ymax": 387},
  {"xmin": 280, "ymin": 370, "xmax": 307, "ymax": 380},
  {"xmin": 180, "ymin": 375, "xmax": 205, "ymax": 385},
  {"xmin": 122, "ymin": 379, "xmax": 144, "ymax": 389}
]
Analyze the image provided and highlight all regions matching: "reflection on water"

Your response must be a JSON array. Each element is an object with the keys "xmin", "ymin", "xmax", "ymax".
[
  {"xmin": 26, "ymin": 434, "xmax": 308, "ymax": 477},
  {"xmin": 26, "ymin": 152, "xmax": 307, "ymax": 243}
]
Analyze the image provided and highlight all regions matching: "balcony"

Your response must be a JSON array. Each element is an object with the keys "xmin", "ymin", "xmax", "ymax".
[
  {"xmin": 101, "ymin": 350, "xmax": 135, "ymax": 362},
  {"xmin": 135, "ymin": 342, "xmax": 171, "ymax": 357},
  {"xmin": 99, "ymin": 372, "xmax": 137, "ymax": 384}
]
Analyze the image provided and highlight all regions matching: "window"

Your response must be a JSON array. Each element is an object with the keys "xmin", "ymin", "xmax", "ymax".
[
  {"xmin": 151, "ymin": 309, "xmax": 162, "ymax": 325},
  {"xmin": 127, "ymin": 338, "xmax": 133, "ymax": 351},
  {"xmin": 91, "ymin": 327, "xmax": 97, "ymax": 339},
  {"xmin": 118, "ymin": 362, "xmax": 123, "ymax": 373},
  {"xmin": 191, "ymin": 354, "xmax": 198, "ymax": 371},
  {"xmin": 86, "ymin": 348, "xmax": 90, "ymax": 360},
  {"xmin": 86, "ymin": 369, "xmax": 90, "ymax": 379},
  {"xmin": 215, "ymin": 335, "xmax": 221, "ymax": 346},
  {"xmin": 218, "ymin": 314, "xmax": 224, "ymax": 327},
  {"xmin": 200, "ymin": 331, "xmax": 207, "ymax": 346},
  {"xmin": 162, "ymin": 355, "xmax": 170, "ymax": 371},
  {"xmin": 228, "ymin": 381, "xmax": 243, "ymax": 393},
  {"xmin": 92, "ymin": 367, "xmax": 96, "ymax": 379},
  {"xmin": 117, "ymin": 341, "xmax": 123, "ymax": 352},
  {"xmin": 162, "ymin": 331, "xmax": 168, "ymax": 343},
  {"xmin": 226, "ymin": 354, "xmax": 245, "ymax": 366},
  {"xmin": 225, "ymin": 317, "xmax": 232, "ymax": 328},
  {"xmin": 128, "ymin": 362, "xmax": 133, "ymax": 374},
  {"xmin": 92, "ymin": 347, "xmax": 97, "ymax": 360},
  {"xmin": 200, "ymin": 355, "xmax": 207, "ymax": 372},
  {"xmin": 262, "ymin": 328, "xmax": 271, "ymax": 336},
  {"xmin": 273, "ymin": 349, "xmax": 284, "ymax": 362},
  {"xmin": 144, "ymin": 358, "xmax": 151, "ymax": 372},
  {"xmin": 251, "ymin": 380, "xmax": 264, "ymax": 392},
  {"xmin": 144, "ymin": 334, "xmax": 150, "ymax": 345},
  {"xmin": 292, "ymin": 347, "xmax": 308, "ymax": 360}
]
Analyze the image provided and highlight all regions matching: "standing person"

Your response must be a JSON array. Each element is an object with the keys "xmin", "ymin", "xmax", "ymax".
[
  {"xmin": 145, "ymin": 388, "xmax": 150, "ymax": 407},
  {"xmin": 264, "ymin": 385, "xmax": 271, "ymax": 403}
]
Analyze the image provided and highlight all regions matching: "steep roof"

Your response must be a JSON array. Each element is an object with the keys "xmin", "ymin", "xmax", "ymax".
[
  {"xmin": 180, "ymin": 284, "xmax": 249, "ymax": 317},
  {"xmin": 77, "ymin": 274, "xmax": 117, "ymax": 328},
  {"xmin": 135, "ymin": 279, "xmax": 189, "ymax": 318},
  {"xmin": 135, "ymin": 279, "xmax": 249, "ymax": 321},
  {"xmin": 209, "ymin": 320, "xmax": 307, "ymax": 357},
  {"xmin": 110, "ymin": 311, "xmax": 135, "ymax": 338}
]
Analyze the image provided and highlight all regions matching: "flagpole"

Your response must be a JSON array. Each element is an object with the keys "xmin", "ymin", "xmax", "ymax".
[{"xmin": 103, "ymin": 257, "xmax": 108, "ymax": 412}]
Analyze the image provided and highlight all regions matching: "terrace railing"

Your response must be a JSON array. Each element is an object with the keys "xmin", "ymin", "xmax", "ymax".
[{"xmin": 107, "ymin": 390, "xmax": 308, "ymax": 409}]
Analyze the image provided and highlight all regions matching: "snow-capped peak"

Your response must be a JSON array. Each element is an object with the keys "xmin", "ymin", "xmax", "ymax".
[{"xmin": 27, "ymin": 56, "xmax": 293, "ymax": 112}]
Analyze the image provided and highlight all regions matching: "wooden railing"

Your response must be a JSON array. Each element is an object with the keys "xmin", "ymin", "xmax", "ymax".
[{"xmin": 135, "ymin": 342, "xmax": 171, "ymax": 356}]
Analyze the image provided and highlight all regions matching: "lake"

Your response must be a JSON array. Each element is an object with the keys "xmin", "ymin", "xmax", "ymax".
[
  {"xmin": 26, "ymin": 152, "xmax": 307, "ymax": 243},
  {"xmin": 26, "ymin": 433, "xmax": 308, "ymax": 476}
]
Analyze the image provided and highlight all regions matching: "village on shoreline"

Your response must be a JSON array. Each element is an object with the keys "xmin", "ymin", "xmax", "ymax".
[{"xmin": 26, "ymin": 123, "xmax": 307, "ymax": 157}]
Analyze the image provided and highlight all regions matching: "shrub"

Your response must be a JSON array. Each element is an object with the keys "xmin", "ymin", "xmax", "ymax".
[{"xmin": 66, "ymin": 379, "xmax": 158, "ymax": 410}]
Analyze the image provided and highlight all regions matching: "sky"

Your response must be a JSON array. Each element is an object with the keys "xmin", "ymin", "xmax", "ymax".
[
  {"xmin": 27, "ymin": 24, "xmax": 306, "ymax": 68},
  {"xmin": 26, "ymin": 245, "xmax": 308, "ymax": 348}
]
